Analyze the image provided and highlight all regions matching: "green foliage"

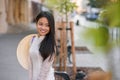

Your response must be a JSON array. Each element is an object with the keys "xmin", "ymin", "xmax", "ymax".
[
  {"xmin": 100, "ymin": 1, "xmax": 120, "ymax": 27},
  {"xmin": 83, "ymin": 26, "xmax": 109, "ymax": 47},
  {"xmin": 82, "ymin": 26, "xmax": 110, "ymax": 53},
  {"xmin": 56, "ymin": 0, "xmax": 77, "ymax": 14},
  {"xmin": 44, "ymin": 0, "xmax": 77, "ymax": 14},
  {"xmin": 44, "ymin": 0, "xmax": 61, "ymax": 9}
]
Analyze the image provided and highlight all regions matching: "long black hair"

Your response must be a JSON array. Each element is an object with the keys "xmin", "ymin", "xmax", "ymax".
[{"xmin": 36, "ymin": 11, "xmax": 56, "ymax": 61}]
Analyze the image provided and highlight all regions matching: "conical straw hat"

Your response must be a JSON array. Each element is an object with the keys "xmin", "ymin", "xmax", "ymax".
[{"xmin": 17, "ymin": 34, "xmax": 37, "ymax": 70}]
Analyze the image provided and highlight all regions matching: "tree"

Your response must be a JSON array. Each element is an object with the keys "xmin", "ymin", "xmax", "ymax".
[{"xmin": 44, "ymin": 0, "xmax": 77, "ymax": 22}]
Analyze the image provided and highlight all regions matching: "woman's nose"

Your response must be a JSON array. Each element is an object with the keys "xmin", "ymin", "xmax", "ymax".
[{"xmin": 41, "ymin": 25, "xmax": 46, "ymax": 29}]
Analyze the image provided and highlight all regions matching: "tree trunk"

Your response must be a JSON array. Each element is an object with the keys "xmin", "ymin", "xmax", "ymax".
[{"xmin": 70, "ymin": 22, "xmax": 77, "ymax": 77}]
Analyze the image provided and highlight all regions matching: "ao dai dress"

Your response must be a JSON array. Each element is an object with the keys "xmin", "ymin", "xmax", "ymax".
[{"xmin": 29, "ymin": 36, "xmax": 55, "ymax": 80}]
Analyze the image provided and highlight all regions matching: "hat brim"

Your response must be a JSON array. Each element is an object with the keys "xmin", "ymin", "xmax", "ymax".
[{"xmin": 17, "ymin": 34, "xmax": 37, "ymax": 70}]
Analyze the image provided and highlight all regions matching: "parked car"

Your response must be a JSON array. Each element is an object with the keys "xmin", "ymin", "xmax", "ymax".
[
  {"xmin": 85, "ymin": 7, "xmax": 100, "ymax": 21},
  {"xmin": 85, "ymin": 12, "xmax": 99, "ymax": 21}
]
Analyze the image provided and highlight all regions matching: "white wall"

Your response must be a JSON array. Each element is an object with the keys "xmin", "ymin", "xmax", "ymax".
[{"xmin": 0, "ymin": 0, "xmax": 8, "ymax": 34}]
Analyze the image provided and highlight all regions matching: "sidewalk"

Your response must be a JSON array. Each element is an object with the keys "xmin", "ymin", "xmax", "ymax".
[{"xmin": 0, "ymin": 33, "xmax": 29, "ymax": 80}]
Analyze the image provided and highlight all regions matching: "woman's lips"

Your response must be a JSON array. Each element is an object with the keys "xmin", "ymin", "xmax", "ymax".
[{"xmin": 40, "ymin": 30, "xmax": 46, "ymax": 33}]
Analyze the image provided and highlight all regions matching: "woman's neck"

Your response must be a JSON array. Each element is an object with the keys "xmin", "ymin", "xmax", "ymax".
[{"xmin": 37, "ymin": 34, "xmax": 45, "ymax": 39}]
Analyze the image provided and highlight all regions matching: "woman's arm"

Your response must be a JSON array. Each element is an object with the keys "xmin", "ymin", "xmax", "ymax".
[
  {"xmin": 28, "ymin": 55, "xmax": 33, "ymax": 80},
  {"xmin": 28, "ymin": 37, "xmax": 34, "ymax": 80},
  {"xmin": 37, "ymin": 55, "xmax": 54, "ymax": 80}
]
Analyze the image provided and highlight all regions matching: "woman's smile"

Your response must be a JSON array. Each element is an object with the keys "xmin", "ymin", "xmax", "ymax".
[{"xmin": 36, "ymin": 17, "xmax": 50, "ymax": 36}]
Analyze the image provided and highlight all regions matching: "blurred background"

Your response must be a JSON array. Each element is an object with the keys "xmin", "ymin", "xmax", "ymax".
[{"xmin": 0, "ymin": 0, "xmax": 120, "ymax": 80}]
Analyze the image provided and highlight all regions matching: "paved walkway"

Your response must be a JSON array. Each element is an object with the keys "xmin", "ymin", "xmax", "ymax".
[
  {"xmin": 0, "ymin": 24, "xmax": 37, "ymax": 80},
  {"xmin": 0, "ymin": 33, "xmax": 29, "ymax": 80}
]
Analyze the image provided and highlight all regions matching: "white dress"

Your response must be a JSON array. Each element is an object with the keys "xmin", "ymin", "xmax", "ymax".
[{"xmin": 29, "ymin": 36, "xmax": 55, "ymax": 80}]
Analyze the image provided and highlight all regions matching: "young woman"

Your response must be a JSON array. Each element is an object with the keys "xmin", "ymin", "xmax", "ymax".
[{"xmin": 28, "ymin": 11, "xmax": 56, "ymax": 80}]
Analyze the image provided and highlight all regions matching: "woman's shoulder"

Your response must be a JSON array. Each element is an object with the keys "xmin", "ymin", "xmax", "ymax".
[
  {"xmin": 31, "ymin": 36, "xmax": 36, "ymax": 43},
  {"xmin": 30, "ymin": 35, "xmax": 37, "ymax": 45}
]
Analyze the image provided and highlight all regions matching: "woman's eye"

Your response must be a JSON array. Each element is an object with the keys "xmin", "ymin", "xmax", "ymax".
[
  {"xmin": 38, "ymin": 23, "xmax": 49, "ymax": 27},
  {"xmin": 46, "ymin": 24, "xmax": 49, "ymax": 27},
  {"xmin": 39, "ymin": 23, "xmax": 43, "ymax": 26}
]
